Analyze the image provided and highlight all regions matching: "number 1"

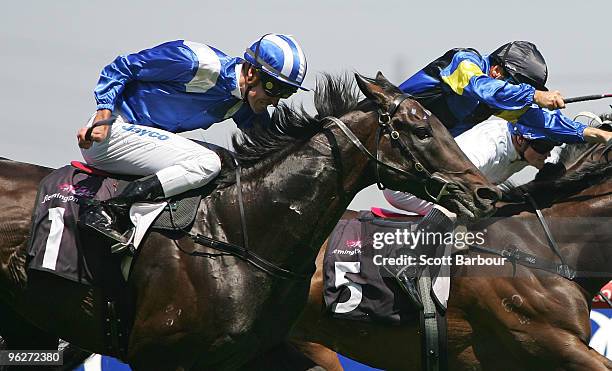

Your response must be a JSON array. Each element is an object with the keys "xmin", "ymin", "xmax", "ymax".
[{"xmin": 42, "ymin": 207, "xmax": 65, "ymax": 270}]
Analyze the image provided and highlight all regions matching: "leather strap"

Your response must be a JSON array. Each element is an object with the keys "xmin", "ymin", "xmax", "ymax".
[
  {"xmin": 524, "ymin": 192, "xmax": 568, "ymax": 268},
  {"xmin": 164, "ymin": 156, "xmax": 310, "ymax": 281},
  {"xmin": 597, "ymin": 290, "xmax": 612, "ymax": 307},
  {"xmin": 189, "ymin": 233, "xmax": 311, "ymax": 281},
  {"xmin": 468, "ymin": 244, "xmax": 576, "ymax": 280},
  {"xmin": 234, "ymin": 160, "xmax": 249, "ymax": 251},
  {"xmin": 417, "ymin": 273, "xmax": 448, "ymax": 371},
  {"xmin": 324, "ymin": 116, "xmax": 430, "ymax": 181},
  {"xmin": 85, "ymin": 117, "xmax": 117, "ymax": 141}
]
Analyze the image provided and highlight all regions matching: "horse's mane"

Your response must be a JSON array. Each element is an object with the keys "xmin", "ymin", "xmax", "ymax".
[
  {"xmin": 502, "ymin": 120, "xmax": 612, "ymax": 205},
  {"xmin": 557, "ymin": 123, "xmax": 612, "ymax": 167},
  {"xmin": 557, "ymin": 142, "xmax": 592, "ymax": 168},
  {"xmin": 505, "ymin": 145, "xmax": 612, "ymax": 206},
  {"xmin": 215, "ymin": 73, "xmax": 362, "ymax": 185},
  {"xmin": 529, "ymin": 161, "xmax": 612, "ymax": 202}
]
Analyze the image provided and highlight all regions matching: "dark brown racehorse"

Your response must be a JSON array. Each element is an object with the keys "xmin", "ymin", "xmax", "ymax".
[
  {"xmin": 0, "ymin": 73, "xmax": 498, "ymax": 371},
  {"xmin": 288, "ymin": 139, "xmax": 612, "ymax": 370}
]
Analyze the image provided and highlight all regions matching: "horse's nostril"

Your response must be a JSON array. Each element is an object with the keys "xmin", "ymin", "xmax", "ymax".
[{"xmin": 476, "ymin": 187, "xmax": 500, "ymax": 203}]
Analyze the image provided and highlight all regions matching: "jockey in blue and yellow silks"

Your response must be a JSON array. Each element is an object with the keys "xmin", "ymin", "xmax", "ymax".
[
  {"xmin": 383, "ymin": 41, "xmax": 612, "ymax": 310},
  {"xmin": 398, "ymin": 41, "xmax": 612, "ymax": 144}
]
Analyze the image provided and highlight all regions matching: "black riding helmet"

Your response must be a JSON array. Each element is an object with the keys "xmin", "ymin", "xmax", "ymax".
[{"xmin": 490, "ymin": 41, "xmax": 548, "ymax": 91}]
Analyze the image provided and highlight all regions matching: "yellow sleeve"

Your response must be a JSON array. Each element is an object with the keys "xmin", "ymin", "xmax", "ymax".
[
  {"xmin": 497, "ymin": 108, "xmax": 529, "ymax": 123},
  {"xmin": 440, "ymin": 60, "xmax": 484, "ymax": 96}
]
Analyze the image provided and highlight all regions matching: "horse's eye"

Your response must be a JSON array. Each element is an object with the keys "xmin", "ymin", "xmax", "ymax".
[{"xmin": 414, "ymin": 126, "xmax": 432, "ymax": 140}]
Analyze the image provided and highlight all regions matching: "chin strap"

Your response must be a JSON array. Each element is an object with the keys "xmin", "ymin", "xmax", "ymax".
[
  {"xmin": 512, "ymin": 135, "xmax": 529, "ymax": 162},
  {"xmin": 241, "ymin": 63, "xmax": 253, "ymax": 104},
  {"xmin": 242, "ymin": 85, "xmax": 252, "ymax": 104}
]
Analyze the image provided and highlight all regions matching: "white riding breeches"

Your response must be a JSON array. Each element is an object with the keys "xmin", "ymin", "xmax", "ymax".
[
  {"xmin": 383, "ymin": 189, "xmax": 434, "ymax": 216},
  {"xmin": 81, "ymin": 114, "xmax": 222, "ymax": 198}
]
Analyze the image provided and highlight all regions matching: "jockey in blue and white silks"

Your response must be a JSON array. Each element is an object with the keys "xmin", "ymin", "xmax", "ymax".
[
  {"xmin": 77, "ymin": 34, "xmax": 308, "ymax": 246},
  {"xmin": 94, "ymin": 40, "xmax": 268, "ymax": 132},
  {"xmin": 94, "ymin": 35, "xmax": 307, "ymax": 132},
  {"xmin": 398, "ymin": 41, "xmax": 612, "ymax": 145}
]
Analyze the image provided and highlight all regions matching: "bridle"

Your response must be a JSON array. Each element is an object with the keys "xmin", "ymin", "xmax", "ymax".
[{"xmin": 324, "ymin": 94, "xmax": 453, "ymax": 203}]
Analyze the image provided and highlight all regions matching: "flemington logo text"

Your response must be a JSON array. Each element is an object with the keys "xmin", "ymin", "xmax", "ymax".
[
  {"xmin": 41, "ymin": 182, "xmax": 95, "ymax": 204},
  {"xmin": 41, "ymin": 193, "xmax": 78, "ymax": 204}
]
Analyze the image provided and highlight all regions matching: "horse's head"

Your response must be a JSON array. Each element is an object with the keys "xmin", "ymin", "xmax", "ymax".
[
  {"xmin": 559, "ymin": 123, "xmax": 612, "ymax": 173},
  {"xmin": 353, "ymin": 72, "xmax": 499, "ymax": 220}
]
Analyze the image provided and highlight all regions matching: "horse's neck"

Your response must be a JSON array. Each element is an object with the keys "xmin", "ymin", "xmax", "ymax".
[
  {"xmin": 543, "ymin": 182, "xmax": 612, "ymax": 294},
  {"xmin": 203, "ymin": 113, "xmax": 373, "ymax": 273}
]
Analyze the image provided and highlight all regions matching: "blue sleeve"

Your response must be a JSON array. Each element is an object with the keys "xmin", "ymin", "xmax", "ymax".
[
  {"xmin": 516, "ymin": 107, "xmax": 587, "ymax": 143},
  {"xmin": 231, "ymin": 104, "xmax": 271, "ymax": 130},
  {"xmin": 440, "ymin": 51, "xmax": 535, "ymax": 111},
  {"xmin": 94, "ymin": 40, "xmax": 196, "ymax": 110},
  {"xmin": 466, "ymin": 76, "xmax": 535, "ymax": 110}
]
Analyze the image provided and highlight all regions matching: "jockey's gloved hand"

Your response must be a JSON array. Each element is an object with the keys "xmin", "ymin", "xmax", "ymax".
[
  {"xmin": 500, "ymin": 187, "xmax": 526, "ymax": 203},
  {"xmin": 432, "ymin": 204, "xmax": 457, "ymax": 221},
  {"xmin": 534, "ymin": 162, "xmax": 566, "ymax": 181}
]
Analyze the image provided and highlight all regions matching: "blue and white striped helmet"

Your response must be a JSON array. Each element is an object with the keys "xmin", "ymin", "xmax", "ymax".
[{"xmin": 244, "ymin": 34, "xmax": 308, "ymax": 91}]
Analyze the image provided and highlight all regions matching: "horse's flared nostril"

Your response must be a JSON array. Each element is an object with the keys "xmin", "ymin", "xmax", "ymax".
[{"xmin": 476, "ymin": 186, "xmax": 500, "ymax": 203}]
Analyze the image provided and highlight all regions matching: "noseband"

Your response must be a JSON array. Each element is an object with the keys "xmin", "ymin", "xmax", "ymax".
[{"xmin": 324, "ymin": 94, "xmax": 451, "ymax": 202}]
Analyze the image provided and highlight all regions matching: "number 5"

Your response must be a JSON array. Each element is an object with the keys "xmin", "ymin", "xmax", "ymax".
[{"xmin": 332, "ymin": 262, "xmax": 362, "ymax": 314}]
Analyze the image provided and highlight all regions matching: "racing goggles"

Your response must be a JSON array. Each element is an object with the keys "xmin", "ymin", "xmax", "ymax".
[
  {"xmin": 528, "ymin": 139, "xmax": 557, "ymax": 155},
  {"xmin": 259, "ymin": 71, "xmax": 297, "ymax": 99}
]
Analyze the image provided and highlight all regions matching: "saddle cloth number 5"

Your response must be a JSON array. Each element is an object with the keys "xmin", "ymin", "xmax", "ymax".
[{"xmin": 332, "ymin": 262, "xmax": 363, "ymax": 314}]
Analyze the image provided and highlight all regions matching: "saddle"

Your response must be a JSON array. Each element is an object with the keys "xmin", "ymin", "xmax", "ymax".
[
  {"xmin": 24, "ymin": 144, "xmax": 243, "ymax": 356},
  {"xmin": 323, "ymin": 208, "xmax": 448, "ymax": 371},
  {"xmin": 26, "ymin": 143, "xmax": 237, "ymax": 285}
]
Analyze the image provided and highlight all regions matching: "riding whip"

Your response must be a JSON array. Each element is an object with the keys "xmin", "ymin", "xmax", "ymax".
[
  {"xmin": 564, "ymin": 93, "xmax": 612, "ymax": 104},
  {"xmin": 84, "ymin": 117, "xmax": 117, "ymax": 141}
]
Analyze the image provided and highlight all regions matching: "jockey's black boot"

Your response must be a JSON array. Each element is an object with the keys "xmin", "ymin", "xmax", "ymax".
[
  {"xmin": 79, "ymin": 175, "xmax": 165, "ymax": 246},
  {"xmin": 384, "ymin": 206, "xmax": 455, "ymax": 310}
]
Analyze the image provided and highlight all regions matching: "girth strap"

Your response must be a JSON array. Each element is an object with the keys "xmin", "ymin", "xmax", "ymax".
[{"xmin": 417, "ymin": 273, "xmax": 448, "ymax": 371}]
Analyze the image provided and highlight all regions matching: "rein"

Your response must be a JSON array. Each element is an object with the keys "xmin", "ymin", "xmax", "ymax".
[
  {"xmin": 170, "ymin": 159, "xmax": 312, "ymax": 282},
  {"xmin": 185, "ymin": 94, "xmax": 452, "ymax": 281},
  {"xmin": 524, "ymin": 192, "xmax": 570, "ymax": 270},
  {"xmin": 323, "ymin": 94, "xmax": 452, "ymax": 203},
  {"xmin": 469, "ymin": 191, "xmax": 610, "ymax": 280}
]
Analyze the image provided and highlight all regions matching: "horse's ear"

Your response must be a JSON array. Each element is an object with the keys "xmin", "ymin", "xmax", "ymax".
[
  {"xmin": 355, "ymin": 73, "xmax": 392, "ymax": 109},
  {"xmin": 375, "ymin": 71, "xmax": 390, "ymax": 84}
]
